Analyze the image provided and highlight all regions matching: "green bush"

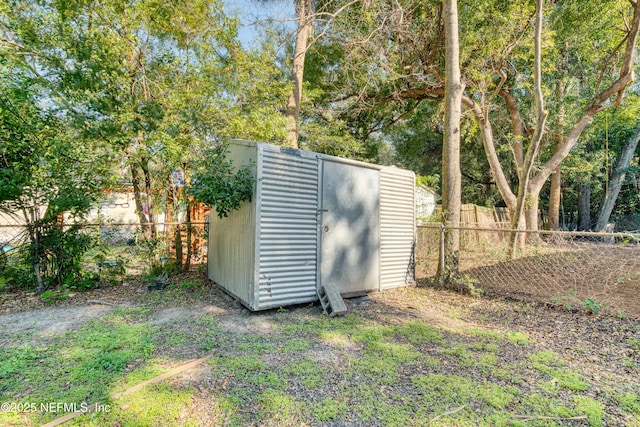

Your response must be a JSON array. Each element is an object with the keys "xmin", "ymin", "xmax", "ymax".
[
  {"xmin": 188, "ymin": 144, "xmax": 255, "ymax": 218},
  {"xmin": 39, "ymin": 225, "xmax": 96, "ymax": 290},
  {"xmin": 1, "ymin": 225, "xmax": 97, "ymax": 293}
]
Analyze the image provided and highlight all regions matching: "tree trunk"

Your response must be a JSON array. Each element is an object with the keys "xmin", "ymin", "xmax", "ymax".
[
  {"xmin": 462, "ymin": 96, "xmax": 517, "ymax": 212},
  {"xmin": 285, "ymin": 0, "xmax": 313, "ymax": 148},
  {"xmin": 184, "ymin": 202, "xmax": 192, "ymax": 272},
  {"xmin": 510, "ymin": 0, "xmax": 547, "ymax": 255},
  {"xmin": 140, "ymin": 157, "xmax": 157, "ymax": 239},
  {"xmin": 594, "ymin": 126, "xmax": 640, "ymax": 231},
  {"xmin": 32, "ymin": 222, "xmax": 45, "ymax": 294},
  {"xmin": 130, "ymin": 164, "xmax": 152, "ymax": 239},
  {"xmin": 475, "ymin": 1, "xmax": 640, "ymax": 236},
  {"xmin": 165, "ymin": 180, "xmax": 174, "ymax": 262},
  {"xmin": 577, "ymin": 183, "xmax": 591, "ymax": 230},
  {"xmin": 547, "ymin": 166, "xmax": 561, "ymax": 229},
  {"xmin": 24, "ymin": 205, "xmax": 46, "ymax": 294},
  {"xmin": 174, "ymin": 226, "xmax": 183, "ymax": 270},
  {"xmin": 437, "ymin": 0, "xmax": 464, "ymax": 286},
  {"xmin": 547, "ymin": 80, "xmax": 565, "ymax": 230},
  {"xmin": 524, "ymin": 192, "xmax": 540, "ymax": 233}
]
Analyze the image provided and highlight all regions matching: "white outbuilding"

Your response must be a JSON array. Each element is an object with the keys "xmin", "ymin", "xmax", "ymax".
[{"xmin": 207, "ymin": 140, "xmax": 416, "ymax": 311}]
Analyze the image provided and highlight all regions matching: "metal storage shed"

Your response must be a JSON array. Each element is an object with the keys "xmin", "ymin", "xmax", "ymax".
[{"xmin": 207, "ymin": 140, "xmax": 416, "ymax": 311}]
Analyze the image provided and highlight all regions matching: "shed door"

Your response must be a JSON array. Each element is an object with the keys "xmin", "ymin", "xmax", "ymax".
[{"xmin": 319, "ymin": 160, "xmax": 379, "ymax": 294}]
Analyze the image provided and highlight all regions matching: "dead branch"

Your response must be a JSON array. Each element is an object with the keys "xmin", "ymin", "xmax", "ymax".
[
  {"xmin": 429, "ymin": 405, "xmax": 466, "ymax": 424},
  {"xmin": 86, "ymin": 300, "xmax": 117, "ymax": 306},
  {"xmin": 512, "ymin": 414, "xmax": 588, "ymax": 421}
]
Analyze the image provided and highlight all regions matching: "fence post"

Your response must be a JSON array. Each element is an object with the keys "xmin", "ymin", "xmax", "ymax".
[{"xmin": 97, "ymin": 209, "xmax": 101, "ymax": 245}]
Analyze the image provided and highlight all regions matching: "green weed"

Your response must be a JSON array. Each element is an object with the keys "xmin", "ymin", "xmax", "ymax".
[
  {"xmin": 312, "ymin": 397, "xmax": 347, "ymax": 422},
  {"xmin": 71, "ymin": 383, "xmax": 195, "ymax": 427},
  {"xmin": 351, "ymin": 324, "xmax": 395, "ymax": 343},
  {"xmin": 519, "ymin": 394, "xmax": 578, "ymax": 420},
  {"xmin": 258, "ymin": 389, "xmax": 303, "ymax": 425},
  {"xmin": 179, "ymin": 281, "xmax": 200, "ymax": 289},
  {"xmin": 527, "ymin": 350, "xmax": 563, "ymax": 365},
  {"xmin": 216, "ymin": 355, "xmax": 266, "ymax": 375},
  {"xmin": 282, "ymin": 357, "xmax": 323, "ymax": 389},
  {"xmin": 395, "ymin": 320, "xmax": 445, "ymax": 345},
  {"xmin": 574, "ymin": 396, "xmax": 605, "ymax": 427},
  {"xmin": 413, "ymin": 374, "xmax": 516, "ymax": 411},
  {"xmin": 347, "ymin": 353, "xmax": 400, "ymax": 385},
  {"xmin": 528, "ymin": 351, "xmax": 589, "ymax": 391},
  {"xmin": 367, "ymin": 341, "xmax": 422, "ymax": 363},
  {"xmin": 0, "ymin": 315, "xmax": 155, "ymax": 425},
  {"xmin": 440, "ymin": 344, "xmax": 475, "ymax": 366},
  {"xmin": 236, "ymin": 336, "xmax": 277, "ymax": 354},
  {"xmin": 616, "ymin": 391, "xmax": 640, "ymax": 414},
  {"xmin": 282, "ymin": 338, "xmax": 310, "ymax": 352},
  {"xmin": 506, "ymin": 332, "xmax": 531, "ymax": 345}
]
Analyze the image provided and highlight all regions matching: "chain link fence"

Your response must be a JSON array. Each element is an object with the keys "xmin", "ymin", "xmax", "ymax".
[
  {"xmin": 87, "ymin": 222, "xmax": 208, "ymax": 275},
  {"xmin": 416, "ymin": 224, "xmax": 640, "ymax": 318},
  {"xmin": 0, "ymin": 222, "xmax": 208, "ymax": 291}
]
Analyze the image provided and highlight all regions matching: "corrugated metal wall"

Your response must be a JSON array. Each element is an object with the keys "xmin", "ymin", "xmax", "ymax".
[
  {"xmin": 207, "ymin": 143, "xmax": 257, "ymax": 305},
  {"xmin": 255, "ymin": 146, "xmax": 319, "ymax": 309},
  {"xmin": 379, "ymin": 167, "xmax": 416, "ymax": 289}
]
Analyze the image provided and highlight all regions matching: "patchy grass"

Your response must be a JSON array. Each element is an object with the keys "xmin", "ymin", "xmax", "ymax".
[
  {"xmin": 395, "ymin": 319, "xmax": 446, "ymax": 344},
  {"xmin": 507, "ymin": 331, "xmax": 531, "ymax": 345},
  {"xmin": 0, "ymin": 309, "xmax": 156, "ymax": 425},
  {"xmin": 0, "ymin": 284, "xmax": 637, "ymax": 426},
  {"xmin": 528, "ymin": 351, "xmax": 590, "ymax": 391},
  {"xmin": 73, "ymin": 383, "xmax": 196, "ymax": 427},
  {"xmin": 312, "ymin": 397, "xmax": 348, "ymax": 422}
]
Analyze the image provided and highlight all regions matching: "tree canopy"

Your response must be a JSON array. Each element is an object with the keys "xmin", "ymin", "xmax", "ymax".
[{"xmin": 2, "ymin": 0, "xmax": 640, "ymax": 290}]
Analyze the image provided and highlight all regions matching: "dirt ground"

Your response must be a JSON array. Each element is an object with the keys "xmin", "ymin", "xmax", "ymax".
[
  {"xmin": 417, "ymin": 243, "xmax": 640, "ymax": 319},
  {"xmin": 1, "ymin": 273, "xmax": 638, "ymax": 361},
  {"xmin": 1, "ymin": 274, "xmax": 639, "ymax": 426},
  {"xmin": 0, "ymin": 272, "xmax": 244, "ymax": 343}
]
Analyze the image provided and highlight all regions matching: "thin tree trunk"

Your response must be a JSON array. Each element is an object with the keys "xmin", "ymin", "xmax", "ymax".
[
  {"xmin": 462, "ymin": 96, "xmax": 517, "ymax": 212},
  {"xmin": 510, "ymin": 0, "xmax": 548, "ymax": 255},
  {"xmin": 438, "ymin": 0, "xmax": 464, "ymax": 286},
  {"xmin": 594, "ymin": 126, "xmax": 640, "ymax": 231},
  {"xmin": 548, "ymin": 80, "xmax": 565, "ymax": 230},
  {"xmin": 130, "ymin": 164, "xmax": 152, "ymax": 239},
  {"xmin": 476, "ymin": 1, "xmax": 640, "ymax": 234},
  {"xmin": 499, "ymin": 87, "xmax": 525, "ymax": 171},
  {"xmin": 577, "ymin": 183, "xmax": 591, "ymax": 230},
  {"xmin": 184, "ymin": 202, "xmax": 192, "ymax": 272},
  {"xmin": 24, "ymin": 204, "xmax": 45, "ymax": 294},
  {"xmin": 285, "ymin": 0, "xmax": 313, "ymax": 148},
  {"xmin": 166, "ymin": 179, "xmax": 174, "ymax": 262},
  {"xmin": 140, "ymin": 157, "xmax": 157, "ymax": 239},
  {"xmin": 32, "ymin": 219, "xmax": 45, "ymax": 294},
  {"xmin": 174, "ymin": 226, "xmax": 183, "ymax": 270}
]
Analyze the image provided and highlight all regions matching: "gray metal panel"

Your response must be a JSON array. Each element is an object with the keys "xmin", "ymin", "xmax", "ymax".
[
  {"xmin": 320, "ymin": 160, "xmax": 380, "ymax": 293},
  {"xmin": 207, "ymin": 143, "xmax": 257, "ymax": 305},
  {"xmin": 379, "ymin": 167, "xmax": 416, "ymax": 289},
  {"xmin": 256, "ymin": 145, "xmax": 319, "ymax": 310}
]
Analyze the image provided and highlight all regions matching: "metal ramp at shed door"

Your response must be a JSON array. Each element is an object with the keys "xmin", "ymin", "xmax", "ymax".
[{"xmin": 319, "ymin": 159, "xmax": 380, "ymax": 295}]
